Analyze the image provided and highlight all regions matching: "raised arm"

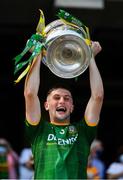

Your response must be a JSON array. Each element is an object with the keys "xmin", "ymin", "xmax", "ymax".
[
  {"xmin": 24, "ymin": 54, "xmax": 42, "ymax": 125},
  {"xmin": 84, "ymin": 41, "xmax": 104, "ymax": 126}
]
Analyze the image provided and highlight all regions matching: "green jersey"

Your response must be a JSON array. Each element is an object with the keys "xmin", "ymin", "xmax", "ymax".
[
  {"xmin": 25, "ymin": 119, "xmax": 97, "ymax": 179},
  {"xmin": 0, "ymin": 153, "xmax": 8, "ymax": 179}
]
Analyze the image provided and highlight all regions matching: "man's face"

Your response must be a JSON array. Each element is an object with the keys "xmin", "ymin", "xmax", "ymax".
[{"xmin": 44, "ymin": 88, "xmax": 74, "ymax": 122}]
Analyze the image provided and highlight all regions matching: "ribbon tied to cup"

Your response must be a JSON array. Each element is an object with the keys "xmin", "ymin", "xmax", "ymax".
[{"xmin": 14, "ymin": 9, "xmax": 92, "ymax": 83}]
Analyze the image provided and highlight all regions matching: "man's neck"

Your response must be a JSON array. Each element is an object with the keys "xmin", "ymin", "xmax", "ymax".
[{"xmin": 50, "ymin": 119, "xmax": 70, "ymax": 126}]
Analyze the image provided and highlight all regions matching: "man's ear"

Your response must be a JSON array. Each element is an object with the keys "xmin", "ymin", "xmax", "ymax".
[
  {"xmin": 70, "ymin": 105, "xmax": 74, "ymax": 113},
  {"xmin": 44, "ymin": 101, "xmax": 49, "ymax": 111}
]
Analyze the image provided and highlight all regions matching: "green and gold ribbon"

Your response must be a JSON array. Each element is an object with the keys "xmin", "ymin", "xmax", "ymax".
[{"xmin": 14, "ymin": 9, "xmax": 46, "ymax": 83}]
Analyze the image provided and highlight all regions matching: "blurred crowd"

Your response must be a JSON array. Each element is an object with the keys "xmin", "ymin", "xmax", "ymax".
[
  {"xmin": 0, "ymin": 137, "xmax": 123, "ymax": 179},
  {"xmin": 0, "ymin": 138, "xmax": 34, "ymax": 179},
  {"xmin": 87, "ymin": 139, "xmax": 123, "ymax": 179}
]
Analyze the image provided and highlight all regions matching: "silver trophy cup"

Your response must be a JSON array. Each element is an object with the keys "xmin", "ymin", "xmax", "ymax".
[{"xmin": 42, "ymin": 19, "xmax": 92, "ymax": 78}]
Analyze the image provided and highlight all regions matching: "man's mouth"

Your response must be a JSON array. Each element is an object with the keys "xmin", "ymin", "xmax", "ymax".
[{"xmin": 56, "ymin": 107, "xmax": 66, "ymax": 112}]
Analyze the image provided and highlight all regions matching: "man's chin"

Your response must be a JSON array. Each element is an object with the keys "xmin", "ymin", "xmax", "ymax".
[{"xmin": 56, "ymin": 115, "xmax": 69, "ymax": 122}]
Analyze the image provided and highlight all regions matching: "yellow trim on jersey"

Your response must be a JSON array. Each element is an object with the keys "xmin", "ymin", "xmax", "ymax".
[{"xmin": 26, "ymin": 118, "xmax": 40, "ymax": 126}]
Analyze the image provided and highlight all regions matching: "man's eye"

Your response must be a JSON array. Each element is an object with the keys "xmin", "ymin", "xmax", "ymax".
[
  {"xmin": 54, "ymin": 96, "xmax": 60, "ymax": 100},
  {"xmin": 64, "ymin": 97, "xmax": 70, "ymax": 101}
]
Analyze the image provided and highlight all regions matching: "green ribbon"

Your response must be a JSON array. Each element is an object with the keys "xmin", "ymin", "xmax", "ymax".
[
  {"xmin": 14, "ymin": 34, "xmax": 44, "ymax": 75},
  {"xmin": 57, "ymin": 9, "xmax": 87, "ymax": 32}
]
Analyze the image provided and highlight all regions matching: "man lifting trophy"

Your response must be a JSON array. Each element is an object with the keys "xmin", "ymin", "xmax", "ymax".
[{"xmin": 14, "ymin": 9, "xmax": 104, "ymax": 179}]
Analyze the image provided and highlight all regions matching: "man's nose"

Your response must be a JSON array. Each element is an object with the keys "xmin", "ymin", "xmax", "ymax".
[{"xmin": 59, "ymin": 97, "xmax": 65, "ymax": 103}]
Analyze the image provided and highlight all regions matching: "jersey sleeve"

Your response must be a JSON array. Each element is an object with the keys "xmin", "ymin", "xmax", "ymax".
[
  {"xmin": 76, "ymin": 118, "xmax": 97, "ymax": 145},
  {"xmin": 24, "ymin": 119, "xmax": 44, "ymax": 144}
]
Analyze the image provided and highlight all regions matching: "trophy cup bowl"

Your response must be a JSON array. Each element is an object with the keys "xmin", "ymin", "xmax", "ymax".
[{"xmin": 42, "ymin": 19, "xmax": 92, "ymax": 78}]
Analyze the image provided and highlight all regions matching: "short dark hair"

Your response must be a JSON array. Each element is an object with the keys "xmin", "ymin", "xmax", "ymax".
[{"xmin": 46, "ymin": 83, "xmax": 73, "ymax": 98}]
